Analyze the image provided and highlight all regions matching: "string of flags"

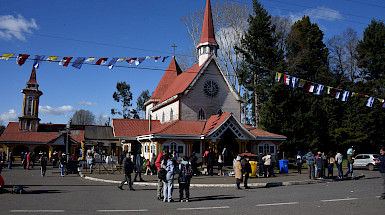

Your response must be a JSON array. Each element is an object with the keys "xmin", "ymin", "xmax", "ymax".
[
  {"xmin": 275, "ymin": 72, "xmax": 385, "ymax": 108},
  {"xmin": 1, "ymin": 52, "xmax": 170, "ymax": 70}
]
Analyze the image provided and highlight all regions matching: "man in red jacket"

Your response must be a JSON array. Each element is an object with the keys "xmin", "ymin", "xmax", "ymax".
[{"xmin": 156, "ymin": 150, "xmax": 167, "ymax": 200}]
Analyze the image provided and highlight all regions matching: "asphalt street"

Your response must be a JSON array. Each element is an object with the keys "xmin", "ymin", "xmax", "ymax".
[{"xmin": 0, "ymin": 166, "xmax": 384, "ymax": 215}]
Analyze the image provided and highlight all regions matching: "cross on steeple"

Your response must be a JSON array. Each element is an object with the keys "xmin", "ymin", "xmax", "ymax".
[{"xmin": 172, "ymin": 44, "xmax": 177, "ymax": 57}]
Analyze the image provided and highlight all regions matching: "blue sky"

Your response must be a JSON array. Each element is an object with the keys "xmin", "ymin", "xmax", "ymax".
[{"xmin": 0, "ymin": 0, "xmax": 384, "ymax": 125}]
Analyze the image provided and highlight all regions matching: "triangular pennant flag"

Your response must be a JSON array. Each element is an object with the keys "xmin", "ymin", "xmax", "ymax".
[
  {"xmin": 284, "ymin": 74, "xmax": 290, "ymax": 85},
  {"xmin": 135, "ymin": 57, "xmax": 146, "ymax": 66},
  {"xmin": 117, "ymin": 57, "xmax": 127, "ymax": 62},
  {"xmin": 126, "ymin": 58, "xmax": 136, "ymax": 65},
  {"xmin": 327, "ymin": 86, "xmax": 333, "ymax": 94},
  {"xmin": 291, "ymin": 77, "xmax": 299, "ymax": 88},
  {"xmin": 85, "ymin": 57, "xmax": 97, "ymax": 63},
  {"xmin": 154, "ymin": 56, "xmax": 161, "ymax": 62},
  {"xmin": 366, "ymin": 97, "xmax": 375, "ymax": 107},
  {"xmin": 335, "ymin": 90, "xmax": 341, "ymax": 99},
  {"xmin": 33, "ymin": 55, "xmax": 45, "ymax": 69},
  {"xmin": 314, "ymin": 84, "xmax": 324, "ymax": 95},
  {"xmin": 341, "ymin": 91, "xmax": 350, "ymax": 101},
  {"xmin": 16, "ymin": 54, "xmax": 30, "ymax": 66},
  {"xmin": 161, "ymin": 56, "xmax": 169, "ymax": 62},
  {"xmin": 59, "ymin": 57, "xmax": 73, "ymax": 66},
  {"xmin": 376, "ymin": 98, "xmax": 384, "ymax": 103},
  {"xmin": 72, "ymin": 57, "xmax": 85, "ymax": 69},
  {"xmin": 298, "ymin": 79, "xmax": 306, "ymax": 88},
  {"xmin": 275, "ymin": 72, "xmax": 282, "ymax": 82},
  {"xmin": 1, "ymin": 53, "xmax": 14, "ymax": 61},
  {"xmin": 46, "ymin": 56, "xmax": 58, "ymax": 62},
  {"xmin": 108, "ymin": 58, "xmax": 119, "ymax": 69},
  {"xmin": 95, "ymin": 58, "xmax": 108, "ymax": 65}
]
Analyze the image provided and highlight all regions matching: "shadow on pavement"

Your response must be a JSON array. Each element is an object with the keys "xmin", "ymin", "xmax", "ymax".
[{"xmin": 189, "ymin": 195, "xmax": 241, "ymax": 202}]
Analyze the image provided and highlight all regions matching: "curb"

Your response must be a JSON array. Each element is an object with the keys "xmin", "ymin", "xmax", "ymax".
[{"xmin": 79, "ymin": 172, "xmax": 334, "ymax": 188}]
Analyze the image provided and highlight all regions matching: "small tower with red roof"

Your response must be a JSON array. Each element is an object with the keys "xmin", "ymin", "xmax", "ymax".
[
  {"xmin": 19, "ymin": 67, "xmax": 43, "ymax": 131},
  {"xmin": 197, "ymin": 0, "xmax": 219, "ymax": 66}
]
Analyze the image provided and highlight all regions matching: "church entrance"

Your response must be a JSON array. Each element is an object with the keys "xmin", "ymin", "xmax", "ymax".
[{"xmin": 217, "ymin": 128, "xmax": 239, "ymax": 165}]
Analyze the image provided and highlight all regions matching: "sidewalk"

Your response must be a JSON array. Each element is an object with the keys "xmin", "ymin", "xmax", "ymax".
[{"xmin": 79, "ymin": 168, "xmax": 346, "ymax": 188}]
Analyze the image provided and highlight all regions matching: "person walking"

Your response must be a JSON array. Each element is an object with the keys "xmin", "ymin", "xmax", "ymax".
[
  {"xmin": 218, "ymin": 154, "xmax": 224, "ymax": 176},
  {"xmin": 189, "ymin": 152, "xmax": 198, "ymax": 176},
  {"xmin": 257, "ymin": 152, "xmax": 264, "ymax": 177},
  {"xmin": 88, "ymin": 155, "xmax": 95, "ymax": 174},
  {"xmin": 234, "ymin": 156, "xmax": 243, "ymax": 189},
  {"xmin": 262, "ymin": 152, "xmax": 273, "ymax": 178},
  {"xmin": 242, "ymin": 156, "xmax": 251, "ymax": 189},
  {"xmin": 375, "ymin": 147, "xmax": 385, "ymax": 200},
  {"xmin": 59, "ymin": 154, "xmax": 67, "ymax": 177},
  {"xmin": 316, "ymin": 152, "xmax": 325, "ymax": 179},
  {"xmin": 31, "ymin": 152, "xmax": 35, "ymax": 169},
  {"xmin": 178, "ymin": 156, "xmax": 192, "ymax": 202},
  {"xmin": 335, "ymin": 150, "xmax": 344, "ymax": 179},
  {"xmin": 150, "ymin": 153, "xmax": 156, "ymax": 175},
  {"xmin": 344, "ymin": 146, "xmax": 355, "ymax": 179},
  {"xmin": 206, "ymin": 149, "xmax": 215, "ymax": 176},
  {"xmin": 40, "ymin": 152, "xmax": 48, "ymax": 177},
  {"xmin": 296, "ymin": 151, "xmax": 303, "ymax": 174},
  {"xmin": 303, "ymin": 150, "xmax": 316, "ymax": 180},
  {"xmin": 327, "ymin": 151, "xmax": 335, "ymax": 178},
  {"xmin": 118, "ymin": 152, "xmax": 135, "ymax": 191},
  {"xmin": 162, "ymin": 154, "xmax": 175, "ymax": 202},
  {"xmin": 156, "ymin": 150, "xmax": 167, "ymax": 201},
  {"xmin": 26, "ymin": 152, "xmax": 31, "ymax": 170},
  {"xmin": 133, "ymin": 151, "xmax": 145, "ymax": 182},
  {"xmin": 145, "ymin": 159, "xmax": 152, "ymax": 175},
  {"xmin": 8, "ymin": 152, "xmax": 14, "ymax": 169}
]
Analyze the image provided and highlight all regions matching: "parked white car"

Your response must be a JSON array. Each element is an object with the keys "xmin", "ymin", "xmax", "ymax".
[{"xmin": 353, "ymin": 154, "xmax": 380, "ymax": 171}]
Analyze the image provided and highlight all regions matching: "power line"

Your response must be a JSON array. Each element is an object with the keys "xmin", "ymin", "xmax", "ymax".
[{"xmin": 344, "ymin": 0, "xmax": 385, "ymax": 9}]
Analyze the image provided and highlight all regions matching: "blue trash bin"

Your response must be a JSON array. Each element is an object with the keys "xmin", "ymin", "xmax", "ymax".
[{"xmin": 279, "ymin": 159, "xmax": 289, "ymax": 173}]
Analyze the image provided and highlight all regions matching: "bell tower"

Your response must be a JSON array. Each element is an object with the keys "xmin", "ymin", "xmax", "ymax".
[
  {"xmin": 19, "ymin": 67, "xmax": 43, "ymax": 131},
  {"xmin": 197, "ymin": 0, "xmax": 219, "ymax": 66}
]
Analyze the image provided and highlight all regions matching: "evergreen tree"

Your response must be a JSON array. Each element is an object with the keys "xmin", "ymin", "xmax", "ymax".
[
  {"xmin": 136, "ymin": 90, "xmax": 151, "ymax": 119},
  {"xmin": 235, "ymin": 0, "xmax": 283, "ymax": 126},
  {"xmin": 111, "ymin": 81, "xmax": 135, "ymax": 119}
]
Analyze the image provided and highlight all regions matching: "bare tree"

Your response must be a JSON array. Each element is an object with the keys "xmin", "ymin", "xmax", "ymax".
[
  {"xmin": 96, "ymin": 114, "xmax": 110, "ymax": 126},
  {"xmin": 72, "ymin": 109, "xmax": 95, "ymax": 125},
  {"xmin": 181, "ymin": 0, "xmax": 250, "ymax": 91}
]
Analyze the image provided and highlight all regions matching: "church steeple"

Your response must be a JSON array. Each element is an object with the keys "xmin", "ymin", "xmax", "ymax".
[
  {"xmin": 19, "ymin": 67, "xmax": 43, "ymax": 131},
  {"xmin": 197, "ymin": 0, "xmax": 219, "ymax": 66}
]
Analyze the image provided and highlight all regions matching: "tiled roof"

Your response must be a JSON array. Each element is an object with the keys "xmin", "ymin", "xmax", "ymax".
[
  {"xmin": 112, "ymin": 119, "xmax": 161, "ymax": 137},
  {"xmin": 145, "ymin": 120, "xmax": 206, "ymax": 136},
  {"xmin": 0, "ymin": 122, "xmax": 85, "ymax": 143},
  {"xmin": 201, "ymin": 112, "xmax": 231, "ymax": 135},
  {"xmin": 27, "ymin": 67, "xmax": 38, "ymax": 84},
  {"xmin": 150, "ymin": 57, "xmax": 182, "ymax": 101},
  {"xmin": 242, "ymin": 124, "xmax": 286, "ymax": 139},
  {"xmin": 199, "ymin": 0, "xmax": 217, "ymax": 45}
]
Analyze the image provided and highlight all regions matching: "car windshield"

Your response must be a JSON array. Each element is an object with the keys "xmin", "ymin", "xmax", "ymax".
[{"xmin": 373, "ymin": 154, "xmax": 379, "ymax": 158}]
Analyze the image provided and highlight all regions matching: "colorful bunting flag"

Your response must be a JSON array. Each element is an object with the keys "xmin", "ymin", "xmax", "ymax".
[
  {"xmin": 275, "ymin": 72, "xmax": 282, "ymax": 82},
  {"xmin": 161, "ymin": 56, "xmax": 169, "ymax": 62},
  {"xmin": 291, "ymin": 77, "xmax": 298, "ymax": 88},
  {"xmin": 85, "ymin": 57, "xmax": 97, "ymax": 63},
  {"xmin": 327, "ymin": 86, "xmax": 333, "ymax": 94},
  {"xmin": 46, "ymin": 56, "xmax": 58, "ymax": 62},
  {"xmin": 72, "ymin": 57, "xmax": 85, "ymax": 69},
  {"xmin": 108, "ymin": 58, "xmax": 118, "ymax": 69},
  {"xmin": 154, "ymin": 56, "xmax": 161, "ymax": 62},
  {"xmin": 366, "ymin": 97, "xmax": 375, "ymax": 107},
  {"xmin": 308, "ymin": 83, "xmax": 315, "ymax": 93},
  {"xmin": 341, "ymin": 91, "xmax": 350, "ymax": 101},
  {"xmin": 335, "ymin": 90, "xmax": 341, "ymax": 99},
  {"xmin": 16, "ymin": 54, "xmax": 30, "ymax": 66},
  {"xmin": 284, "ymin": 74, "xmax": 290, "ymax": 85},
  {"xmin": 33, "ymin": 55, "xmax": 45, "ymax": 69},
  {"xmin": 126, "ymin": 58, "xmax": 136, "ymax": 65},
  {"xmin": 314, "ymin": 84, "xmax": 324, "ymax": 95},
  {"xmin": 298, "ymin": 79, "xmax": 306, "ymax": 88},
  {"xmin": 95, "ymin": 58, "xmax": 108, "ymax": 65},
  {"xmin": 135, "ymin": 57, "xmax": 146, "ymax": 66},
  {"xmin": 59, "ymin": 57, "xmax": 73, "ymax": 66},
  {"xmin": 117, "ymin": 57, "xmax": 127, "ymax": 62},
  {"xmin": 1, "ymin": 53, "xmax": 14, "ymax": 61},
  {"xmin": 145, "ymin": 56, "xmax": 152, "ymax": 59}
]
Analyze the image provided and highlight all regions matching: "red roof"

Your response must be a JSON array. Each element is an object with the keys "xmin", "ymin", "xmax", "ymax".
[
  {"xmin": 146, "ymin": 120, "xmax": 206, "ymax": 136},
  {"xmin": 150, "ymin": 57, "xmax": 182, "ymax": 101},
  {"xmin": 202, "ymin": 112, "xmax": 231, "ymax": 135},
  {"xmin": 242, "ymin": 124, "xmax": 286, "ymax": 139},
  {"xmin": 27, "ymin": 67, "xmax": 38, "ymax": 84},
  {"xmin": 199, "ymin": 0, "xmax": 217, "ymax": 45},
  {"xmin": 112, "ymin": 119, "xmax": 162, "ymax": 137},
  {"xmin": 0, "ymin": 122, "xmax": 85, "ymax": 143}
]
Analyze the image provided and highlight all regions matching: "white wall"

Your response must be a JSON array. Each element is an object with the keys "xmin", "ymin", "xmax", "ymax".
[{"xmin": 151, "ymin": 101, "xmax": 179, "ymax": 124}]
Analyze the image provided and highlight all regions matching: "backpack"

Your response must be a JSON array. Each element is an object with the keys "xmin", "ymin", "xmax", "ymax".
[
  {"xmin": 157, "ymin": 168, "xmax": 167, "ymax": 180},
  {"xmin": 179, "ymin": 164, "xmax": 192, "ymax": 183},
  {"xmin": 296, "ymin": 155, "xmax": 302, "ymax": 163}
]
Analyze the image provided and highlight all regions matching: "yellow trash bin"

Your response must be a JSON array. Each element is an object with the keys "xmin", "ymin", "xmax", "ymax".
[{"xmin": 249, "ymin": 161, "xmax": 258, "ymax": 177}]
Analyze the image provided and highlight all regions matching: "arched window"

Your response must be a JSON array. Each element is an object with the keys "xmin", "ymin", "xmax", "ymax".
[
  {"xmin": 198, "ymin": 108, "xmax": 206, "ymax": 120},
  {"xmin": 170, "ymin": 109, "xmax": 173, "ymax": 121},
  {"xmin": 162, "ymin": 112, "xmax": 165, "ymax": 123},
  {"xmin": 217, "ymin": 109, "xmax": 223, "ymax": 115}
]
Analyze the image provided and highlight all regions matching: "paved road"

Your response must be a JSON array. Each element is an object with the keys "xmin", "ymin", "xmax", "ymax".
[{"xmin": 0, "ymin": 166, "xmax": 384, "ymax": 214}]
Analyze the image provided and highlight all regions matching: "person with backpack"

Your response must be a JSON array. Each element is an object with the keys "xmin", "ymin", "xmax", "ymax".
[
  {"xmin": 303, "ymin": 149, "xmax": 316, "ymax": 180},
  {"xmin": 118, "ymin": 152, "xmax": 134, "ymax": 191},
  {"xmin": 327, "ymin": 151, "xmax": 335, "ymax": 178},
  {"xmin": 178, "ymin": 156, "xmax": 192, "ymax": 202},
  {"xmin": 156, "ymin": 150, "xmax": 167, "ymax": 201},
  {"xmin": 40, "ymin": 152, "xmax": 48, "ymax": 177},
  {"xmin": 335, "ymin": 150, "xmax": 344, "ymax": 179},
  {"xmin": 296, "ymin": 151, "xmax": 303, "ymax": 174},
  {"xmin": 161, "ymin": 154, "xmax": 175, "ymax": 202}
]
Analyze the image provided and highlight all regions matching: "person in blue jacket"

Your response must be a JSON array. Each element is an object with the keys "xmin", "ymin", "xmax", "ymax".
[{"xmin": 375, "ymin": 147, "xmax": 385, "ymax": 200}]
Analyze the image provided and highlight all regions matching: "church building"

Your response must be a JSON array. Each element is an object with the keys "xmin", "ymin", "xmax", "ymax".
[{"xmin": 112, "ymin": 0, "xmax": 286, "ymax": 162}]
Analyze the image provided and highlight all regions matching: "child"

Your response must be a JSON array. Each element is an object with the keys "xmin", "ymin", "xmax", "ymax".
[{"xmin": 178, "ymin": 156, "xmax": 192, "ymax": 202}]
